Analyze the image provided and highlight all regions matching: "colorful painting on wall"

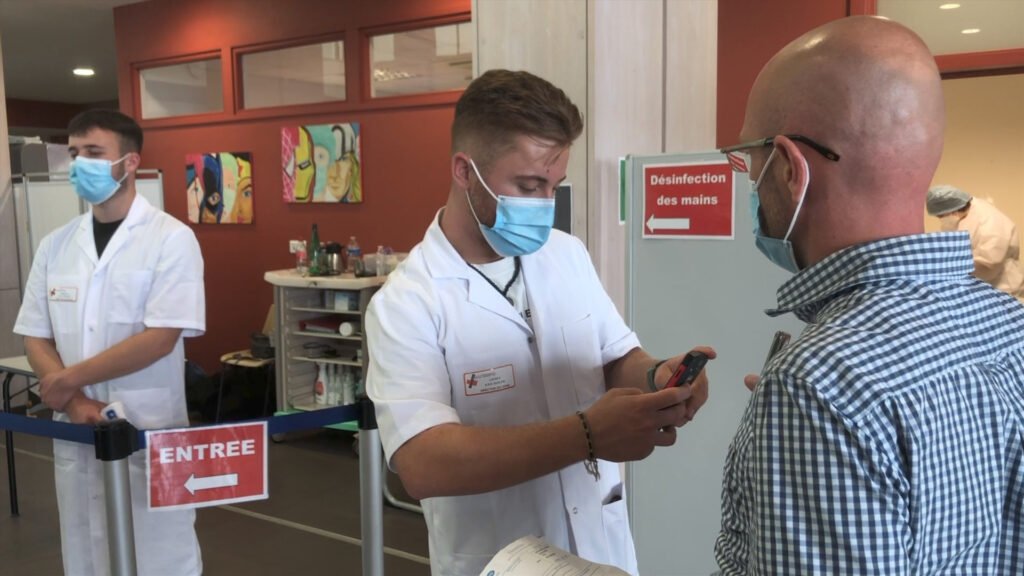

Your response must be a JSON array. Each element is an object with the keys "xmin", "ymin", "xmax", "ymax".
[
  {"xmin": 186, "ymin": 152, "xmax": 254, "ymax": 224},
  {"xmin": 281, "ymin": 122, "xmax": 362, "ymax": 203}
]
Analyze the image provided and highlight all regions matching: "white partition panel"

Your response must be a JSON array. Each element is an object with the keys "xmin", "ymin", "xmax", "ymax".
[{"xmin": 14, "ymin": 170, "xmax": 164, "ymax": 292}]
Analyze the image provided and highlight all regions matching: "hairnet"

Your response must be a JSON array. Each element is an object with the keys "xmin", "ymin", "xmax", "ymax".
[{"xmin": 926, "ymin": 185, "xmax": 972, "ymax": 216}]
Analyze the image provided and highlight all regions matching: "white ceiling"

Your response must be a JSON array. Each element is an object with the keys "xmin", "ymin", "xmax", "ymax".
[
  {"xmin": 0, "ymin": 0, "xmax": 146, "ymax": 104},
  {"xmin": 877, "ymin": 0, "xmax": 1024, "ymax": 55}
]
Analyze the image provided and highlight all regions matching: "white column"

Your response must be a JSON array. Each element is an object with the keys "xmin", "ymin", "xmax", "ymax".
[
  {"xmin": 0, "ymin": 30, "xmax": 26, "ymax": 363},
  {"xmin": 665, "ymin": 0, "xmax": 718, "ymax": 154},
  {"xmin": 588, "ymin": 0, "xmax": 718, "ymax": 313},
  {"xmin": 587, "ymin": 0, "xmax": 665, "ymax": 312}
]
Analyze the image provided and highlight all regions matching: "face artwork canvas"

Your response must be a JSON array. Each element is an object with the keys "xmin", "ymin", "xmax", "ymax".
[
  {"xmin": 281, "ymin": 122, "xmax": 362, "ymax": 203},
  {"xmin": 186, "ymin": 152, "xmax": 254, "ymax": 224}
]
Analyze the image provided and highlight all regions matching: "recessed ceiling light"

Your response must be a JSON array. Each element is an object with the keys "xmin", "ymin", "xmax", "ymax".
[
  {"xmin": 961, "ymin": 28, "xmax": 981, "ymax": 34},
  {"xmin": 73, "ymin": 67, "xmax": 95, "ymax": 77},
  {"xmin": 939, "ymin": 3, "xmax": 960, "ymax": 9}
]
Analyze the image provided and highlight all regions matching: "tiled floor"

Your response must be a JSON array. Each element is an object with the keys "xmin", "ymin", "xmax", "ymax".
[{"xmin": 0, "ymin": 428, "xmax": 431, "ymax": 575}]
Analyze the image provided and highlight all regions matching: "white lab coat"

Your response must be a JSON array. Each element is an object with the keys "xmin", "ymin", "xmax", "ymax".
[
  {"xmin": 14, "ymin": 194, "xmax": 205, "ymax": 576},
  {"xmin": 366, "ymin": 212, "xmax": 640, "ymax": 576},
  {"xmin": 959, "ymin": 198, "xmax": 1024, "ymax": 302}
]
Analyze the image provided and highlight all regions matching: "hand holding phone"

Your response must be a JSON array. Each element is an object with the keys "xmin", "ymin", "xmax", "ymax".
[{"xmin": 665, "ymin": 351, "xmax": 709, "ymax": 389}]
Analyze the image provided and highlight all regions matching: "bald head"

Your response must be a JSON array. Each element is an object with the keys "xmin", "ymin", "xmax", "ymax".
[{"xmin": 746, "ymin": 16, "xmax": 944, "ymax": 196}]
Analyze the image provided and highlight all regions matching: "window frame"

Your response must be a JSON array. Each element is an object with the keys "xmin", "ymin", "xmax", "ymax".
[
  {"xmin": 361, "ymin": 12, "xmax": 472, "ymax": 104},
  {"xmin": 133, "ymin": 51, "xmax": 229, "ymax": 127}
]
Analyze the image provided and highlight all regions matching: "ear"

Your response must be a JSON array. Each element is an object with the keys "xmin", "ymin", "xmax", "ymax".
[
  {"xmin": 451, "ymin": 152, "xmax": 473, "ymax": 191},
  {"xmin": 124, "ymin": 152, "xmax": 142, "ymax": 175},
  {"xmin": 773, "ymin": 136, "xmax": 810, "ymax": 204}
]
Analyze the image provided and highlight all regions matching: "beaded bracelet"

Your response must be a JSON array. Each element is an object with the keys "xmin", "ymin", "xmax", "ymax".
[
  {"xmin": 576, "ymin": 410, "xmax": 600, "ymax": 481},
  {"xmin": 646, "ymin": 359, "xmax": 667, "ymax": 392}
]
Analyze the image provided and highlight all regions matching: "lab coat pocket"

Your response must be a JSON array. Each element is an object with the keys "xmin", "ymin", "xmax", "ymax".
[
  {"xmin": 562, "ymin": 314, "xmax": 604, "ymax": 409},
  {"xmin": 602, "ymin": 495, "xmax": 636, "ymax": 573},
  {"xmin": 108, "ymin": 271, "xmax": 153, "ymax": 324}
]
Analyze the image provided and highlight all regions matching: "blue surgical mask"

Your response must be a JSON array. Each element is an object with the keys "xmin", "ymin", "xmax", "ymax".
[
  {"xmin": 749, "ymin": 148, "xmax": 809, "ymax": 273},
  {"xmin": 70, "ymin": 155, "xmax": 129, "ymax": 205},
  {"xmin": 466, "ymin": 158, "xmax": 556, "ymax": 257}
]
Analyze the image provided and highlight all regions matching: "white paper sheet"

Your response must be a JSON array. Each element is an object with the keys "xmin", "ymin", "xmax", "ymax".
[{"xmin": 479, "ymin": 536, "xmax": 630, "ymax": 576}]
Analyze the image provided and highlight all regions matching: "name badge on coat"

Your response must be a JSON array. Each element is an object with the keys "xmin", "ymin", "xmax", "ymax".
[
  {"xmin": 464, "ymin": 364, "xmax": 516, "ymax": 396},
  {"xmin": 48, "ymin": 287, "xmax": 78, "ymax": 302}
]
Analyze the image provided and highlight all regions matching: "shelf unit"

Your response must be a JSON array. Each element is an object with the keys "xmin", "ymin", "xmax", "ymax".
[
  {"xmin": 292, "ymin": 331, "xmax": 363, "ymax": 342},
  {"xmin": 291, "ymin": 306, "xmax": 362, "ymax": 315},
  {"xmin": 265, "ymin": 269, "xmax": 385, "ymax": 430}
]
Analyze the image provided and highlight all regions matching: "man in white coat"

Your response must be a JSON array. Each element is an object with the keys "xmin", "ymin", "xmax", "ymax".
[
  {"xmin": 927, "ymin": 185, "xmax": 1024, "ymax": 303},
  {"xmin": 366, "ymin": 70, "xmax": 714, "ymax": 576},
  {"xmin": 14, "ymin": 110, "xmax": 205, "ymax": 575}
]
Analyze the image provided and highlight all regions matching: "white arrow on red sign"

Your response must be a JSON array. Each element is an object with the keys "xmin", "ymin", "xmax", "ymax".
[
  {"xmin": 646, "ymin": 215, "xmax": 691, "ymax": 233},
  {"xmin": 185, "ymin": 472, "xmax": 239, "ymax": 495}
]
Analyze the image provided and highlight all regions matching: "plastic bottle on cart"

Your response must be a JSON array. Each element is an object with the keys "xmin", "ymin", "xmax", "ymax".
[
  {"xmin": 342, "ymin": 368, "xmax": 356, "ymax": 405},
  {"xmin": 295, "ymin": 240, "xmax": 308, "ymax": 275},
  {"xmin": 384, "ymin": 246, "xmax": 398, "ymax": 275},
  {"xmin": 345, "ymin": 236, "xmax": 362, "ymax": 274},
  {"xmin": 333, "ymin": 365, "xmax": 343, "ymax": 405},
  {"xmin": 323, "ymin": 364, "xmax": 335, "ymax": 405},
  {"xmin": 356, "ymin": 375, "xmax": 366, "ymax": 398},
  {"xmin": 314, "ymin": 362, "xmax": 327, "ymax": 405},
  {"xmin": 333, "ymin": 365, "xmax": 344, "ymax": 405},
  {"xmin": 375, "ymin": 245, "xmax": 386, "ymax": 277}
]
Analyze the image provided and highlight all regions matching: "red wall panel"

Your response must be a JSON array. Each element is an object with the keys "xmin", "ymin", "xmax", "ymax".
[
  {"xmin": 5, "ymin": 99, "xmax": 86, "ymax": 130},
  {"xmin": 716, "ymin": 0, "xmax": 848, "ymax": 147},
  {"xmin": 113, "ymin": 0, "xmax": 467, "ymax": 371}
]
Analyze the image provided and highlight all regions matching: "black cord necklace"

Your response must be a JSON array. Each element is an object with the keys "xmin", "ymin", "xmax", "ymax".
[{"xmin": 468, "ymin": 256, "xmax": 521, "ymax": 306}]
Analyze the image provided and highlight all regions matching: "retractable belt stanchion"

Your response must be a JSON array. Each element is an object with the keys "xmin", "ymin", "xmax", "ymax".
[
  {"xmin": 3, "ymin": 403, "xmax": 384, "ymax": 574},
  {"xmin": 358, "ymin": 397, "xmax": 384, "ymax": 576},
  {"xmin": 95, "ymin": 419, "xmax": 140, "ymax": 576},
  {"xmin": 3, "ymin": 373, "xmax": 18, "ymax": 516}
]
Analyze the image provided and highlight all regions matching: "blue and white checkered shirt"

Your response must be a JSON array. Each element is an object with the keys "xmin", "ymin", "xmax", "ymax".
[{"xmin": 716, "ymin": 233, "xmax": 1024, "ymax": 575}]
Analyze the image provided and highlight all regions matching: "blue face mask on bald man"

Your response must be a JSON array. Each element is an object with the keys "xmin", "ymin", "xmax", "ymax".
[
  {"xmin": 749, "ymin": 148, "xmax": 810, "ymax": 274},
  {"xmin": 466, "ymin": 158, "xmax": 556, "ymax": 257}
]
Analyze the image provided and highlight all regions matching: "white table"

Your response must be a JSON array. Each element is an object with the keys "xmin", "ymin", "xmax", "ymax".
[{"xmin": 0, "ymin": 355, "xmax": 36, "ymax": 516}]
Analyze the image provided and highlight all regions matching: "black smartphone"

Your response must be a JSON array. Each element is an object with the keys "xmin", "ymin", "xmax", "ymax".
[{"xmin": 664, "ymin": 351, "xmax": 709, "ymax": 389}]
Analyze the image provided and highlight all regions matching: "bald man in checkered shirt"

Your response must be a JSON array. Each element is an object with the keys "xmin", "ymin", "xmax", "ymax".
[{"xmin": 715, "ymin": 16, "xmax": 1024, "ymax": 575}]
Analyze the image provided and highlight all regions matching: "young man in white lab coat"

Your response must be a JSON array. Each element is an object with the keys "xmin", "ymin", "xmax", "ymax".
[
  {"xmin": 366, "ymin": 70, "xmax": 714, "ymax": 576},
  {"xmin": 14, "ymin": 110, "xmax": 205, "ymax": 575}
]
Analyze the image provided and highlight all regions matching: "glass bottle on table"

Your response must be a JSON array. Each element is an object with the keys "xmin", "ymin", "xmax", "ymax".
[{"xmin": 309, "ymin": 223, "xmax": 322, "ymax": 276}]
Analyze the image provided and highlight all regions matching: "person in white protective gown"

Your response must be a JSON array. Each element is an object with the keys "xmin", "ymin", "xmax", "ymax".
[{"xmin": 927, "ymin": 185, "xmax": 1024, "ymax": 303}]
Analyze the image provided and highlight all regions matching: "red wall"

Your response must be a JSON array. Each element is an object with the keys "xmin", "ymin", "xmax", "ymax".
[
  {"xmin": 113, "ymin": 0, "xmax": 469, "ymax": 372},
  {"xmin": 716, "ymin": 0, "xmax": 849, "ymax": 147},
  {"xmin": 5, "ymin": 99, "xmax": 86, "ymax": 130}
]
